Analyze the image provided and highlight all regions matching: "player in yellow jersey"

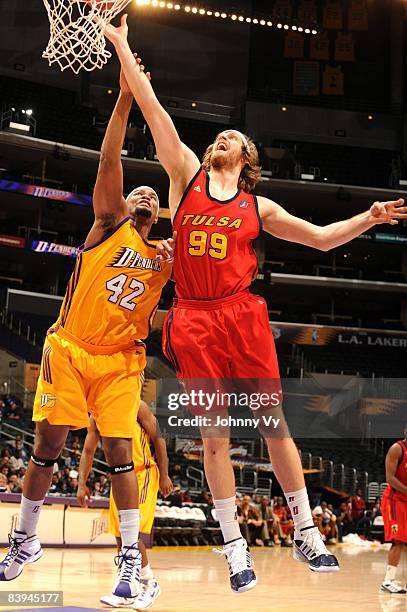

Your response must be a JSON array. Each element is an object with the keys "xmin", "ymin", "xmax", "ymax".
[
  {"xmin": 0, "ymin": 61, "xmax": 173, "ymax": 601},
  {"xmin": 77, "ymin": 399, "xmax": 173, "ymax": 609}
]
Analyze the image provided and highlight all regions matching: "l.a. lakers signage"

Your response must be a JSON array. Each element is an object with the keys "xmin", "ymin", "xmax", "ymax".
[{"xmin": 272, "ymin": 322, "xmax": 407, "ymax": 348}]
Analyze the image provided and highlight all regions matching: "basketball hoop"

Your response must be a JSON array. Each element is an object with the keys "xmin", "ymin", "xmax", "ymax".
[{"xmin": 42, "ymin": 0, "xmax": 132, "ymax": 74}]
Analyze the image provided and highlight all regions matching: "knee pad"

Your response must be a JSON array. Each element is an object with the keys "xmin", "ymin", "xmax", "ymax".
[
  {"xmin": 31, "ymin": 454, "xmax": 59, "ymax": 468},
  {"xmin": 109, "ymin": 461, "xmax": 134, "ymax": 475}
]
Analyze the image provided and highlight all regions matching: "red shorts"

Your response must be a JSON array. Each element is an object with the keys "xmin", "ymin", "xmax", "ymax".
[
  {"xmin": 381, "ymin": 491, "xmax": 407, "ymax": 543},
  {"xmin": 162, "ymin": 290, "xmax": 282, "ymax": 416}
]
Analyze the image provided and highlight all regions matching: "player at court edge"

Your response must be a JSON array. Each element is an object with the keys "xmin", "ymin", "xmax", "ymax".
[
  {"xmin": 104, "ymin": 14, "xmax": 406, "ymax": 594},
  {"xmin": 0, "ymin": 59, "xmax": 173, "ymax": 604},
  {"xmin": 78, "ymin": 400, "xmax": 173, "ymax": 609},
  {"xmin": 380, "ymin": 427, "xmax": 407, "ymax": 594}
]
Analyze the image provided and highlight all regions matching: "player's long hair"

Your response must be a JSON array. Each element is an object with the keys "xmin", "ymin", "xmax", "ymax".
[{"xmin": 202, "ymin": 134, "xmax": 262, "ymax": 193}]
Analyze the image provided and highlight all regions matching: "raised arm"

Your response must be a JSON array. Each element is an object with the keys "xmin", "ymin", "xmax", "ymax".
[
  {"xmin": 385, "ymin": 443, "xmax": 407, "ymax": 496},
  {"xmin": 77, "ymin": 416, "xmax": 100, "ymax": 508},
  {"xmin": 102, "ymin": 16, "xmax": 200, "ymax": 211},
  {"xmin": 85, "ymin": 65, "xmax": 135, "ymax": 248},
  {"xmin": 258, "ymin": 196, "xmax": 406, "ymax": 251},
  {"xmin": 137, "ymin": 400, "xmax": 173, "ymax": 497}
]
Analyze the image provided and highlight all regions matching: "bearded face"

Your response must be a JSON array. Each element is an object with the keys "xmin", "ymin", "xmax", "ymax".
[{"xmin": 210, "ymin": 131, "xmax": 247, "ymax": 171}]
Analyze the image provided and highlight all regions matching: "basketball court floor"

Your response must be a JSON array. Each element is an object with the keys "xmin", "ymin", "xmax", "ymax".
[{"xmin": 0, "ymin": 545, "xmax": 404, "ymax": 612}]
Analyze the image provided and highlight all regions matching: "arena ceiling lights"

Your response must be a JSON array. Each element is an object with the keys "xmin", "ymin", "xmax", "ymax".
[{"xmin": 134, "ymin": 0, "xmax": 319, "ymax": 34}]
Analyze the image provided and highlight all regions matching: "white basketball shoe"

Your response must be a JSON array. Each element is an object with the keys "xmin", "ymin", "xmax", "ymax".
[
  {"xmin": 0, "ymin": 529, "xmax": 43, "ymax": 581},
  {"xmin": 293, "ymin": 526, "xmax": 340, "ymax": 572},
  {"xmin": 112, "ymin": 544, "xmax": 142, "ymax": 599},
  {"xmin": 131, "ymin": 578, "xmax": 161, "ymax": 609},
  {"xmin": 215, "ymin": 537, "xmax": 257, "ymax": 593}
]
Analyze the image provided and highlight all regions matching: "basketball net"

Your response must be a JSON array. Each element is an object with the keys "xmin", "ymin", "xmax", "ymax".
[{"xmin": 42, "ymin": 0, "xmax": 132, "ymax": 74}]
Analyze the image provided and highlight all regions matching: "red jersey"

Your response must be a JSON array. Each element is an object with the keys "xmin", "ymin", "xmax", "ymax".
[
  {"xmin": 172, "ymin": 168, "xmax": 262, "ymax": 299},
  {"xmin": 383, "ymin": 440, "xmax": 407, "ymax": 502}
]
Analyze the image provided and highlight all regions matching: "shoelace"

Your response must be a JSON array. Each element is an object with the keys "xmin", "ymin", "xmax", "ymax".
[
  {"xmin": 213, "ymin": 543, "xmax": 252, "ymax": 575},
  {"xmin": 114, "ymin": 550, "xmax": 140, "ymax": 583},
  {"xmin": 301, "ymin": 528, "xmax": 327, "ymax": 557},
  {"xmin": 3, "ymin": 534, "xmax": 23, "ymax": 567}
]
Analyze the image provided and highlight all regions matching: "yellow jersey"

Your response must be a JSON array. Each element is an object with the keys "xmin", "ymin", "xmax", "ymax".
[
  {"xmin": 133, "ymin": 420, "xmax": 156, "ymax": 471},
  {"xmin": 57, "ymin": 218, "xmax": 172, "ymax": 346}
]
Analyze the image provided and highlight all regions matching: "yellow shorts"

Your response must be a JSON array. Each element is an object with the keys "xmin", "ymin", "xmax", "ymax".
[
  {"xmin": 33, "ymin": 327, "xmax": 146, "ymax": 437},
  {"xmin": 109, "ymin": 464, "xmax": 159, "ymax": 538}
]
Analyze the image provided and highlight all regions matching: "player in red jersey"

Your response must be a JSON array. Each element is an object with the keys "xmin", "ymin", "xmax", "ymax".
[
  {"xmin": 381, "ymin": 431, "xmax": 407, "ymax": 594},
  {"xmin": 103, "ymin": 16, "xmax": 407, "ymax": 593}
]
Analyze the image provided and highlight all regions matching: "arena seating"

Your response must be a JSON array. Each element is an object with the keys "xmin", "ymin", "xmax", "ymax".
[
  {"xmin": 272, "ymin": 140, "xmax": 397, "ymax": 188},
  {"xmin": 1, "ymin": 76, "xmax": 101, "ymax": 151},
  {"xmin": 154, "ymin": 503, "xmax": 222, "ymax": 546}
]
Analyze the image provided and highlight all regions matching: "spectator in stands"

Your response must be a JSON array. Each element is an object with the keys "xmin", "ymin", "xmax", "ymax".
[
  {"xmin": 49, "ymin": 474, "xmax": 62, "ymax": 494},
  {"xmin": 92, "ymin": 481, "xmax": 103, "ymax": 498},
  {"xmin": 181, "ymin": 489, "xmax": 192, "ymax": 503},
  {"xmin": 256, "ymin": 495, "xmax": 284, "ymax": 546},
  {"xmin": 0, "ymin": 448, "xmax": 12, "ymax": 468},
  {"xmin": 60, "ymin": 482, "xmax": 69, "ymax": 496},
  {"xmin": 240, "ymin": 495, "xmax": 264, "ymax": 546},
  {"xmin": 371, "ymin": 497, "xmax": 382, "ymax": 521},
  {"xmin": 170, "ymin": 463, "xmax": 183, "ymax": 486},
  {"xmin": 0, "ymin": 473, "xmax": 10, "ymax": 493},
  {"xmin": 62, "ymin": 467, "xmax": 71, "ymax": 483},
  {"xmin": 71, "ymin": 435, "xmax": 81, "ymax": 448},
  {"xmin": 351, "ymin": 488, "xmax": 366, "ymax": 522},
  {"xmin": 68, "ymin": 477, "xmax": 78, "ymax": 496},
  {"xmin": 1, "ymin": 465, "xmax": 10, "ymax": 480},
  {"xmin": 235, "ymin": 494, "xmax": 250, "ymax": 542},
  {"xmin": 198, "ymin": 490, "xmax": 211, "ymax": 503},
  {"xmin": 335, "ymin": 501, "xmax": 355, "ymax": 537},
  {"xmin": 166, "ymin": 484, "xmax": 183, "ymax": 507},
  {"xmin": 4, "ymin": 401, "xmax": 21, "ymax": 423},
  {"xmin": 312, "ymin": 501, "xmax": 337, "ymax": 544},
  {"xmin": 9, "ymin": 450, "xmax": 25, "ymax": 472},
  {"xmin": 8, "ymin": 474, "xmax": 22, "ymax": 493},
  {"xmin": 273, "ymin": 496, "xmax": 294, "ymax": 546},
  {"xmin": 98, "ymin": 474, "xmax": 110, "ymax": 497},
  {"xmin": 14, "ymin": 440, "xmax": 28, "ymax": 462}
]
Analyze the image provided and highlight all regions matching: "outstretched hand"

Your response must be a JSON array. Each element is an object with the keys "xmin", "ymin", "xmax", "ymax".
[
  {"xmin": 156, "ymin": 231, "xmax": 177, "ymax": 264},
  {"xmin": 102, "ymin": 13, "xmax": 129, "ymax": 47},
  {"xmin": 370, "ymin": 198, "xmax": 407, "ymax": 225}
]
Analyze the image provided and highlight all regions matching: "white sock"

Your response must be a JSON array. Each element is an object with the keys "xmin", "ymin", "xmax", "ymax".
[
  {"xmin": 19, "ymin": 495, "xmax": 45, "ymax": 537},
  {"xmin": 140, "ymin": 563, "xmax": 154, "ymax": 581},
  {"xmin": 214, "ymin": 496, "xmax": 241, "ymax": 544},
  {"xmin": 285, "ymin": 487, "xmax": 314, "ymax": 533},
  {"xmin": 118, "ymin": 509, "xmax": 140, "ymax": 549},
  {"xmin": 385, "ymin": 564, "xmax": 397, "ymax": 583}
]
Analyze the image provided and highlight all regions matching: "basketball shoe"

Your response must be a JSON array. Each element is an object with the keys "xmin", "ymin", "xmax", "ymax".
[
  {"xmin": 112, "ymin": 543, "xmax": 142, "ymax": 598},
  {"xmin": 99, "ymin": 594, "xmax": 135, "ymax": 608},
  {"xmin": 0, "ymin": 529, "xmax": 43, "ymax": 581},
  {"xmin": 293, "ymin": 526, "xmax": 340, "ymax": 572},
  {"xmin": 215, "ymin": 537, "xmax": 257, "ymax": 593},
  {"xmin": 131, "ymin": 578, "xmax": 161, "ymax": 609},
  {"xmin": 380, "ymin": 581, "xmax": 407, "ymax": 594}
]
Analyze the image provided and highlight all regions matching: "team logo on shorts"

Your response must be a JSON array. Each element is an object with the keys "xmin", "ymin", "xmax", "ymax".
[
  {"xmin": 392, "ymin": 524, "xmax": 399, "ymax": 533},
  {"xmin": 40, "ymin": 394, "xmax": 57, "ymax": 408}
]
